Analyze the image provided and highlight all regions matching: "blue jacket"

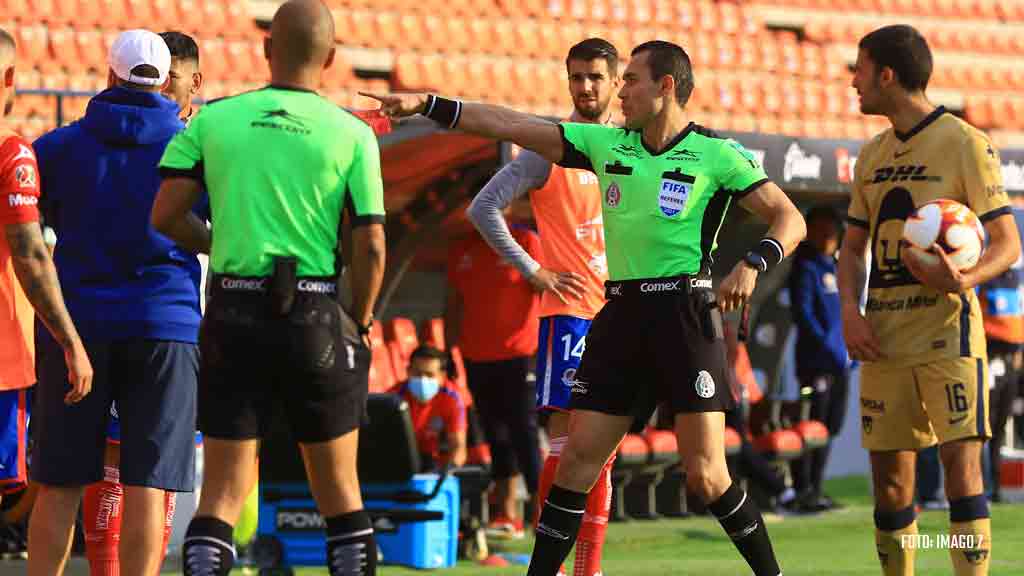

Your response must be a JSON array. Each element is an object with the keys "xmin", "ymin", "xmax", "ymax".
[
  {"xmin": 34, "ymin": 87, "xmax": 204, "ymax": 343},
  {"xmin": 789, "ymin": 242, "xmax": 847, "ymax": 378}
]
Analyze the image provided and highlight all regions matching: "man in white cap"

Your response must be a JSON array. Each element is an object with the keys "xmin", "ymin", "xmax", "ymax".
[{"xmin": 27, "ymin": 29, "xmax": 204, "ymax": 576}]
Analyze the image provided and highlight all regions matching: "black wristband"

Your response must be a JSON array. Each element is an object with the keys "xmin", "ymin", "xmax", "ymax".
[
  {"xmin": 746, "ymin": 237, "xmax": 785, "ymax": 273},
  {"xmin": 423, "ymin": 94, "xmax": 462, "ymax": 129}
]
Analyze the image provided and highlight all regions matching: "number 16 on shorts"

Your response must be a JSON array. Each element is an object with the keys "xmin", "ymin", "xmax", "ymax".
[{"xmin": 536, "ymin": 316, "xmax": 593, "ymax": 411}]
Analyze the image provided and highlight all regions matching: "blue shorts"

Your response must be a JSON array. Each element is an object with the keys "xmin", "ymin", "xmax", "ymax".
[
  {"xmin": 108, "ymin": 403, "xmax": 202, "ymax": 445},
  {"xmin": 536, "ymin": 315, "xmax": 592, "ymax": 412},
  {"xmin": 0, "ymin": 388, "xmax": 30, "ymax": 493},
  {"xmin": 31, "ymin": 335, "xmax": 198, "ymax": 491}
]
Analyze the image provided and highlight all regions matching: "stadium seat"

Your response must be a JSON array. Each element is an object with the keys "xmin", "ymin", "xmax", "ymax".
[
  {"xmin": 623, "ymin": 429, "xmax": 679, "ymax": 520},
  {"xmin": 369, "ymin": 345, "xmax": 397, "ymax": 393},
  {"xmin": 724, "ymin": 426, "xmax": 742, "ymax": 457},
  {"xmin": 16, "ymin": 25, "xmax": 48, "ymax": 70},
  {"xmin": 752, "ymin": 429, "xmax": 804, "ymax": 461},
  {"xmin": 43, "ymin": 27, "xmax": 73, "ymax": 72},
  {"xmin": 387, "ymin": 340, "xmax": 408, "ymax": 383},
  {"xmin": 201, "ymin": 0, "xmax": 229, "ymax": 37},
  {"xmin": 793, "ymin": 420, "xmax": 830, "ymax": 452},
  {"xmin": 384, "ymin": 317, "xmax": 419, "ymax": 359},
  {"xmin": 610, "ymin": 434, "xmax": 649, "ymax": 522},
  {"xmin": 419, "ymin": 317, "xmax": 446, "ymax": 351}
]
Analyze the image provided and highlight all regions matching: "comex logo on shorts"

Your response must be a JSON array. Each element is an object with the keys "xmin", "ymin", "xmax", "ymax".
[
  {"xmin": 640, "ymin": 280, "xmax": 681, "ymax": 293},
  {"xmin": 221, "ymin": 277, "xmax": 266, "ymax": 291}
]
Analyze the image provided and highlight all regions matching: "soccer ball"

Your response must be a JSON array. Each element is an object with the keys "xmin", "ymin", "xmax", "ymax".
[{"xmin": 901, "ymin": 199, "xmax": 985, "ymax": 271}]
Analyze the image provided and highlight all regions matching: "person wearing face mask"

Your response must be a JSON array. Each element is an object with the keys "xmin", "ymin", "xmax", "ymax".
[{"xmin": 389, "ymin": 345, "xmax": 468, "ymax": 469}]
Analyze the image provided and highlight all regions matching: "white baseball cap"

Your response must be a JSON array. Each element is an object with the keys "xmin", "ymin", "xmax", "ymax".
[{"xmin": 108, "ymin": 29, "xmax": 171, "ymax": 86}]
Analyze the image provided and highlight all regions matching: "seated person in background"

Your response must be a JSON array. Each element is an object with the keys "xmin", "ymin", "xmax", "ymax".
[{"xmin": 390, "ymin": 346, "xmax": 468, "ymax": 469}]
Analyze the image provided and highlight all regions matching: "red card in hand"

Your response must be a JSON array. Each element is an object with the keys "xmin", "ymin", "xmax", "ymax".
[{"xmin": 351, "ymin": 109, "xmax": 392, "ymax": 136}]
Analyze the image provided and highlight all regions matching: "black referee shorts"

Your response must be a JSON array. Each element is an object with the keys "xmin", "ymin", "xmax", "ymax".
[
  {"xmin": 198, "ymin": 279, "xmax": 370, "ymax": 443},
  {"xmin": 570, "ymin": 275, "xmax": 735, "ymax": 421}
]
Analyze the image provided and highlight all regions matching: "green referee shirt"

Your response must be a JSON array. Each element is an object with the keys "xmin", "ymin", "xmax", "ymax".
[
  {"xmin": 558, "ymin": 122, "xmax": 769, "ymax": 281},
  {"xmin": 159, "ymin": 86, "xmax": 385, "ymax": 277}
]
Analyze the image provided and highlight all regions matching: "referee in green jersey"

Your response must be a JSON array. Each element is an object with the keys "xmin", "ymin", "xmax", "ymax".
[
  {"xmin": 364, "ymin": 41, "xmax": 804, "ymax": 576},
  {"xmin": 152, "ymin": 2, "xmax": 385, "ymax": 575}
]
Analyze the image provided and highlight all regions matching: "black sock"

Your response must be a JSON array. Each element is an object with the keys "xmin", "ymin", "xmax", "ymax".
[
  {"xmin": 183, "ymin": 516, "xmax": 236, "ymax": 576},
  {"xmin": 527, "ymin": 484, "xmax": 588, "ymax": 576},
  {"xmin": 325, "ymin": 510, "xmax": 377, "ymax": 576},
  {"xmin": 708, "ymin": 483, "xmax": 781, "ymax": 576}
]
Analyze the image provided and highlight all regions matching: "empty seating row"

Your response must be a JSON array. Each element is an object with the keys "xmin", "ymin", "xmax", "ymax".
[{"xmin": 2, "ymin": 0, "xmax": 259, "ymax": 38}]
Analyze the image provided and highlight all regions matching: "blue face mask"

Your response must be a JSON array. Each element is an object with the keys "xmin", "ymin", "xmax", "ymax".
[{"xmin": 408, "ymin": 376, "xmax": 440, "ymax": 402}]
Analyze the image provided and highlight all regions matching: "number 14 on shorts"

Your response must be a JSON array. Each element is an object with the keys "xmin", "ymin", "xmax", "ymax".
[{"xmin": 561, "ymin": 333, "xmax": 586, "ymax": 362}]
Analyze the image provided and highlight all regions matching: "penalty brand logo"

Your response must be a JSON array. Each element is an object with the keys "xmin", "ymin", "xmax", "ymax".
[{"xmin": 536, "ymin": 523, "xmax": 570, "ymax": 541}]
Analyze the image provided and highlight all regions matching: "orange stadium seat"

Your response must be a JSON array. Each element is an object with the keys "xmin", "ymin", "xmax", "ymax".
[
  {"xmin": 72, "ymin": 29, "xmax": 104, "ymax": 72},
  {"xmin": 16, "ymin": 25, "xmax": 48, "ymax": 69},
  {"xmin": 47, "ymin": 27, "xmax": 76, "ymax": 71},
  {"xmin": 15, "ymin": 67, "xmax": 42, "ymax": 91},
  {"xmin": 731, "ymin": 115, "xmax": 757, "ymax": 134},
  {"xmin": 392, "ymin": 52, "xmax": 422, "ymax": 89},
  {"xmin": 200, "ymin": 0, "xmax": 229, "ymax": 37}
]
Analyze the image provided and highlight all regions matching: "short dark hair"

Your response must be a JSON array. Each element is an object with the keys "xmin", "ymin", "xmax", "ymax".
[
  {"xmin": 160, "ymin": 31, "xmax": 199, "ymax": 63},
  {"xmin": 858, "ymin": 25, "xmax": 932, "ymax": 92},
  {"xmin": 631, "ymin": 41, "xmax": 694, "ymax": 107},
  {"xmin": 806, "ymin": 203, "xmax": 842, "ymax": 229},
  {"xmin": 566, "ymin": 37, "xmax": 619, "ymax": 76},
  {"xmin": 410, "ymin": 345, "xmax": 447, "ymax": 367}
]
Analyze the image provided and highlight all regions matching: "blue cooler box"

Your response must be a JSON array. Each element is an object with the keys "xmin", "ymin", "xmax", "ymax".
[
  {"xmin": 364, "ymin": 474, "xmax": 460, "ymax": 569},
  {"xmin": 257, "ymin": 473, "xmax": 459, "ymax": 569}
]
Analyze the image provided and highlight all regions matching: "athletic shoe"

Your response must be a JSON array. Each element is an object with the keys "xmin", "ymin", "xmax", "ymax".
[{"xmin": 485, "ymin": 516, "xmax": 525, "ymax": 540}]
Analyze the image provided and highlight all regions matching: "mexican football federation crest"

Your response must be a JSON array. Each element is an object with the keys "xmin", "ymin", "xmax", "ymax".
[{"xmin": 605, "ymin": 181, "xmax": 621, "ymax": 207}]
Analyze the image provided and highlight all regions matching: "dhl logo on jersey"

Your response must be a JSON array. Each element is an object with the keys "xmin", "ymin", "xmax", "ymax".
[{"xmin": 870, "ymin": 165, "xmax": 942, "ymax": 184}]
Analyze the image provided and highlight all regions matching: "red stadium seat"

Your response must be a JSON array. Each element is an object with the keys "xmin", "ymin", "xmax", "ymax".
[
  {"xmin": 387, "ymin": 340, "xmax": 408, "ymax": 383},
  {"xmin": 724, "ymin": 426, "xmax": 741, "ymax": 457},
  {"xmin": 793, "ymin": 420, "xmax": 830, "ymax": 451},
  {"xmin": 419, "ymin": 317, "xmax": 446, "ymax": 351},
  {"xmin": 615, "ymin": 434, "xmax": 650, "ymax": 467},
  {"xmin": 448, "ymin": 345, "xmax": 469, "ymax": 393},
  {"xmin": 369, "ymin": 344, "xmax": 397, "ymax": 393},
  {"xmin": 642, "ymin": 428, "xmax": 678, "ymax": 464},
  {"xmin": 753, "ymin": 429, "xmax": 803, "ymax": 461},
  {"xmin": 384, "ymin": 317, "xmax": 419, "ymax": 360}
]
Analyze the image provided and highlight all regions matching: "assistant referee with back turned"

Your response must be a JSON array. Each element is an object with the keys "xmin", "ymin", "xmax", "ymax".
[{"xmin": 151, "ymin": 1, "xmax": 386, "ymax": 575}]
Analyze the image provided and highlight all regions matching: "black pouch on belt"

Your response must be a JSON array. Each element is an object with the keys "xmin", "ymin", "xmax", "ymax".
[
  {"xmin": 270, "ymin": 256, "xmax": 298, "ymax": 316},
  {"xmin": 700, "ymin": 290, "xmax": 724, "ymax": 341}
]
